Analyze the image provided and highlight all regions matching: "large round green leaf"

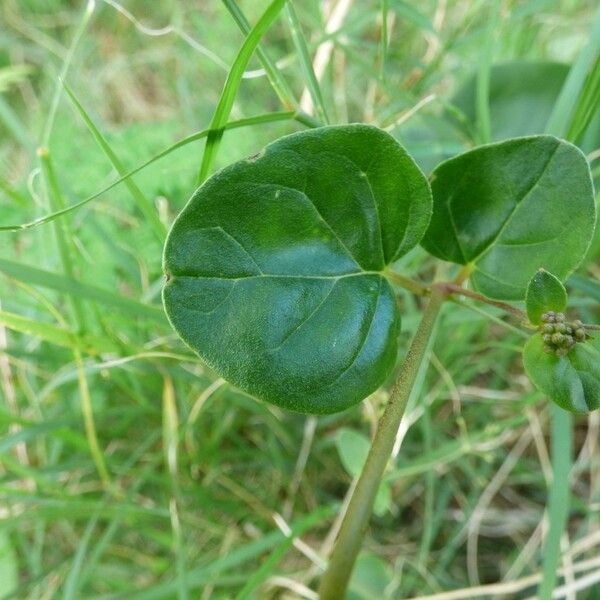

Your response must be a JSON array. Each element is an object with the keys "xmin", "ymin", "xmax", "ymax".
[
  {"xmin": 163, "ymin": 125, "xmax": 432, "ymax": 414},
  {"xmin": 421, "ymin": 135, "xmax": 596, "ymax": 300},
  {"xmin": 524, "ymin": 334, "xmax": 600, "ymax": 413}
]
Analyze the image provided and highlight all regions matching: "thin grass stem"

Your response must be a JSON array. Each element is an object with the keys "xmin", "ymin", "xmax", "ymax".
[{"xmin": 285, "ymin": 3, "xmax": 330, "ymax": 124}]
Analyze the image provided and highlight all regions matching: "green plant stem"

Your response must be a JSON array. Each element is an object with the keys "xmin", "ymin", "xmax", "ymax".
[
  {"xmin": 442, "ymin": 283, "xmax": 527, "ymax": 320},
  {"xmin": 318, "ymin": 285, "xmax": 447, "ymax": 599},
  {"xmin": 385, "ymin": 271, "xmax": 528, "ymax": 323},
  {"xmin": 454, "ymin": 263, "xmax": 474, "ymax": 285},
  {"xmin": 294, "ymin": 111, "xmax": 323, "ymax": 129},
  {"xmin": 385, "ymin": 269, "xmax": 430, "ymax": 296}
]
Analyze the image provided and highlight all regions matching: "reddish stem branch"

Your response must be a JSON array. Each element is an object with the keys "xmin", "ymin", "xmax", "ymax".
[{"xmin": 440, "ymin": 283, "xmax": 527, "ymax": 320}]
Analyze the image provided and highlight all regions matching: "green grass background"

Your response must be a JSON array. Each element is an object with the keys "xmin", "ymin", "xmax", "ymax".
[{"xmin": 0, "ymin": 0, "xmax": 599, "ymax": 598}]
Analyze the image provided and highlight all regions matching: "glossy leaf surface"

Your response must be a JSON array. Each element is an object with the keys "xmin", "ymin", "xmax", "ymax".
[
  {"xmin": 526, "ymin": 269, "xmax": 567, "ymax": 325},
  {"xmin": 421, "ymin": 135, "xmax": 596, "ymax": 300},
  {"xmin": 163, "ymin": 125, "xmax": 432, "ymax": 414},
  {"xmin": 524, "ymin": 334, "xmax": 600, "ymax": 413}
]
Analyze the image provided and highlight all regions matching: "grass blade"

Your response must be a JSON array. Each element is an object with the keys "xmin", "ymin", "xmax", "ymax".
[
  {"xmin": 39, "ymin": 146, "xmax": 111, "ymax": 487},
  {"xmin": 74, "ymin": 347, "xmax": 111, "ymax": 488},
  {"xmin": 234, "ymin": 527, "xmax": 298, "ymax": 600},
  {"xmin": 0, "ymin": 178, "xmax": 28, "ymax": 207},
  {"xmin": 285, "ymin": 3, "xmax": 330, "ymax": 124},
  {"xmin": 0, "ymin": 97, "xmax": 36, "ymax": 153},
  {"xmin": 545, "ymin": 7, "xmax": 600, "ymax": 137},
  {"xmin": 0, "ymin": 258, "xmax": 165, "ymax": 323},
  {"xmin": 162, "ymin": 377, "xmax": 187, "ymax": 600},
  {"xmin": 112, "ymin": 507, "xmax": 332, "ymax": 600},
  {"xmin": 197, "ymin": 0, "xmax": 288, "ymax": 184},
  {"xmin": 222, "ymin": 0, "xmax": 298, "ymax": 110},
  {"xmin": 538, "ymin": 405, "xmax": 572, "ymax": 599},
  {"xmin": 42, "ymin": 0, "xmax": 95, "ymax": 145},
  {"xmin": 567, "ymin": 53, "xmax": 600, "ymax": 143},
  {"xmin": 0, "ymin": 310, "xmax": 117, "ymax": 354},
  {"xmin": 0, "ymin": 111, "xmax": 298, "ymax": 233},
  {"xmin": 38, "ymin": 148, "xmax": 86, "ymax": 330},
  {"xmin": 475, "ymin": 0, "xmax": 499, "ymax": 144},
  {"xmin": 380, "ymin": 0, "xmax": 389, "ymax": 80},
  {"xmin": 62, "ymin": 81, "xmax": 167, "ymax": 243}
]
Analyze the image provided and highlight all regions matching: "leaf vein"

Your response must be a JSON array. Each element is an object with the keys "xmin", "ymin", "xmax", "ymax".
[
  {"xmin": 268, "ymin": 280, "xmax": 338, "ymax": 352},
  {"xmin": 495, "ymin": 221, "xmax": 571, "ymax": 249},
  {"xmin": 171, "ymin": 271, "xmax": 382, "ymax": 282},
  {"xmin": 471, "ymin": 141, "xmax": 560, "ymax": 263},
  {"xmin": 213, "ymin": 226, "xmax": 264, "ymax": 275},
  {"xmin": 321, "ymin": 276, "xmax": 384, "ymax": 390}
]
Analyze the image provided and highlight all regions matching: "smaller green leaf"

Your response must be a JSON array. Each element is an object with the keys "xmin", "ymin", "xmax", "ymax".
[
  {"xmin": 349, "ymin": 553, "xmax": 393, "ymax": 600},
  {"xmin": 421, "ymin": 135, "xmax": 596, "ymax": 300},
  {"xmin": 526, "ymin": 269, "xmax": 567, "ymax": 325},
  {"xmin": 523, "ymin": 334, "xmax": 600, "ymax": 413},
  {"xmin": 373, "ymin": 483, "xmax": 391, "ymax": 517},
  {"xmin": 336, "ymin": 428, "xmax": 371, "ymax": 478},
  {"xmin": 335, "ymin": 429, "xmax": 391, "ymax": 516}
]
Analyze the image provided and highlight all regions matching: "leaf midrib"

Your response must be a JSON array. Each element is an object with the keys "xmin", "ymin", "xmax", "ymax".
[
  {"xmin": 232, "ymin": 180, "xmax": 364, "ymax": 271},
  {"xmin": 169, "ymin": 271, "xmax": 384, "ymax": 282},
  {"xmin": 273, "ymin": 148, "xmax": 386, "ymax": 269},
  {"xmin": 469, "ymin": 140, "xmax": 560, "ymax": 264}
]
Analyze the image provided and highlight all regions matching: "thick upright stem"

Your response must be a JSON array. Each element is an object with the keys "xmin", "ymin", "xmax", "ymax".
[{"xmin": 318, "ymin": 285, "xmax": 447, "ymax": 599}]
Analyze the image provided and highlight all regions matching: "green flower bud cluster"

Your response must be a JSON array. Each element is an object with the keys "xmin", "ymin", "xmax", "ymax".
[{"xmin": 540, "ymin": 312, "xmax": 586, "ymax": 356}]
